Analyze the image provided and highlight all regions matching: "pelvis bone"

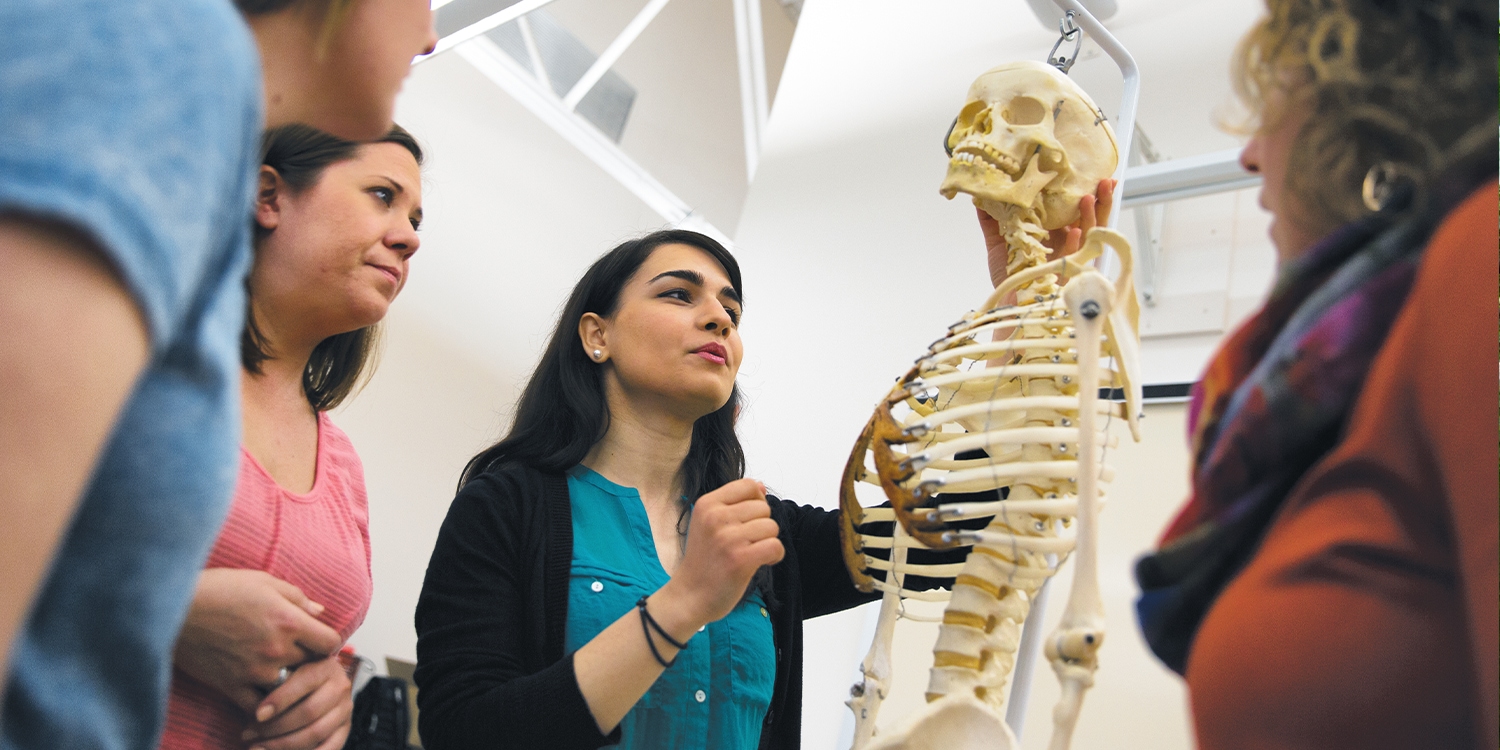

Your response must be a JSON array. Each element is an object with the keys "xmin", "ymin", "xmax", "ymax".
[{"xmin": 838, "ymin": 62, "xmax": 1140, "ymax": 750}]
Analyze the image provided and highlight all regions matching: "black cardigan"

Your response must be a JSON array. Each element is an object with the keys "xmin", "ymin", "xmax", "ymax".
[{"xmin": 413, "ymin": 461, "xmax": 883, "ymax": 750}]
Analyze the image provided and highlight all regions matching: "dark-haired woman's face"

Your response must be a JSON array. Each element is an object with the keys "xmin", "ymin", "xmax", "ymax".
[
  {"xmin": 583, "ymin": 244, "xmax": 744, "ymax": 422},
  {"xmin": 252, "ymin": 141, "xmax": 423, "ymax": 343}
]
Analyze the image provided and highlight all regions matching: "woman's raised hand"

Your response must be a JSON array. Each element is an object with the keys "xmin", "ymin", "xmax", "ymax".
[
  {"xmin": 172, "ymin": 568, "xmax": 344, "ymax": 714},
  {"xmin": 1044, "ymin": 178, "xmax": 1116, "ymax": 259},
  {"xmin": 655, "ymin": 479, "xmax": 784, "ymax": 631},
  {"xmin": 572, "ymin": 479, "xmax": 785, "ymax": 733}
]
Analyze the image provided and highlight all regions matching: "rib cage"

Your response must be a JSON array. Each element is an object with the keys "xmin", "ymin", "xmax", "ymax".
[{"xmin": 839, "ymin": 226, "xmax": 1142, "ymax": 748}]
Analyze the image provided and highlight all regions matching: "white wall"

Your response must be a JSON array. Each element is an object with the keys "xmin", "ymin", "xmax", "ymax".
[{"xmin": 336, "ymin": 2, "xmax": 1283, "ymax": 748}]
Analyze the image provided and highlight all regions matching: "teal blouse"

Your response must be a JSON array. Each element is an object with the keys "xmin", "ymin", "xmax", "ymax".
[{"xmin": 564, "ymin": 466, "xmax": 776, "ymax": 749}]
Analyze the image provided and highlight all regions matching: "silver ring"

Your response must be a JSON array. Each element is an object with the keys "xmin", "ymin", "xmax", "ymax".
[{"xmin": 274, "ymin": 666, "xmax": 291, "ymax": 687}]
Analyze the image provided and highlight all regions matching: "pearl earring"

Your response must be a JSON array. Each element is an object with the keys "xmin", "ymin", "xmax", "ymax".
[{"xmin": 593, "ymin": 349, "xmax": 603, "ymax": 360}]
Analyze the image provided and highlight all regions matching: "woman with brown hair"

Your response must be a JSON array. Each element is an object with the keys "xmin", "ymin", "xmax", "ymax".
[
  {"xmin": 158, "ymin": 123, "xmax": 425, "ymax": 750},
  {"xmin": 1130, "ymin": 1, "xmax": 1497, "ymax": 747}
]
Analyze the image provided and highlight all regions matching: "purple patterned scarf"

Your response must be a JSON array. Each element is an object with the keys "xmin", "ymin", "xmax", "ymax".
[{"xmin": 1133, "ymin": 197, "xmax": 1437, "ymax": 674}]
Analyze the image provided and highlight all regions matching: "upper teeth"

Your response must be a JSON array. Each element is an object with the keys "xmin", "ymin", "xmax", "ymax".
[{"xmin": 952, "ymin": 146, "xmax": 1021, "ymax": 175}]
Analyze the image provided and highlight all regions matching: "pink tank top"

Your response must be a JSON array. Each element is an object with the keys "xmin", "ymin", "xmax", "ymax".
[{"xmin": 159, "ymin": 413, "xmax": 372, "ymax": 749}]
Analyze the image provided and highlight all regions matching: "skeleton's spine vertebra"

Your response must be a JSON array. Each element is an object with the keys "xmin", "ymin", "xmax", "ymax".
[{"xmin": 923, "ymin": 208, "xmax": 1081, "ymax": 713}]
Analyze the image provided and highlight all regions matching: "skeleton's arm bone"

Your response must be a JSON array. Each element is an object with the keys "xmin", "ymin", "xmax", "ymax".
[
  {"xmin": 1103, "ymin": 311, "xmax": 1144, "ymax": 440},
  {"xmin": 850, "ymin": 520, "xmax": 918, "ymax": 750},
  {"xmin": 1080, "ymin": 226, "xmax": 1144, "ymax": 440},
  {"xmin": 1041, "ymin": 272, "xmax": 1114, "ymax": 750}
]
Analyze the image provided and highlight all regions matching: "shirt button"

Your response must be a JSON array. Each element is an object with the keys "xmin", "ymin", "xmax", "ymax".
[
  {"xmin": 698, "ymin": 625, "xmax": 705, "ymax": 632},
  {"xmin": 759, "ymin": 607, "xmax": 768, "ymax": 617},
  {"xmin": 694, "ymin": 689, "xmax": 706, "ymax": 703},
  {"xmin": 590, "ymin": 581, "xmax": 603, "ymax": 592}
]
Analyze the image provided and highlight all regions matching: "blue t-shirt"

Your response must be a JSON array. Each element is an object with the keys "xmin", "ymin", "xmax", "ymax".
[
  {"xmin": 0, "ymin": 1, "xmax": 262, "ymax": 748},
  {"xmin": 565, "ymin": 467, "xmax": 776, "ymax": 749}
]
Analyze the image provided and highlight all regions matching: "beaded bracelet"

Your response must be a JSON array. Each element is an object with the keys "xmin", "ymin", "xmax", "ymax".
[{"xmin": 636, "ymin": 596, "xmax": 690, "ymax": 668}]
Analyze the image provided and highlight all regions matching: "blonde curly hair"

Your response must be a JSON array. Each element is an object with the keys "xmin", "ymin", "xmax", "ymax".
[{"xmin": 1233, "ymin": 0, "xmax": 1496, "ymax": 237}]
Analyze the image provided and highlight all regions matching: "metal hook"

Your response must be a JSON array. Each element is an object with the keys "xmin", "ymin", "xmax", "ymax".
[{"xmin": 1048, "ymin": 10, "xmax": 1082, "ymax": 74}]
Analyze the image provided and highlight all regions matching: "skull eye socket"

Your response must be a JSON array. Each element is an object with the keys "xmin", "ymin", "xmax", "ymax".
[{"xmin": 1000, "ymin": 97, "xmax": 1047, "ymax": 126}]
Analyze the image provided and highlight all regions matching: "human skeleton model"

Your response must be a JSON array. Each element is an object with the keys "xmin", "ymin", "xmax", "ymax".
[{"xmin": 837, "ymin": 61, "xmax": 1143, "ymax": 750}]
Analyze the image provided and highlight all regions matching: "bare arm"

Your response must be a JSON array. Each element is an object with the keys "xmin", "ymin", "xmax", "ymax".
[{"xmin": 0, "ymin": 217, "xmax": 149, "ymax": 684}]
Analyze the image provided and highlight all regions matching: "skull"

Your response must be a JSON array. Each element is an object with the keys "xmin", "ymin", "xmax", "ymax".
[{"xmin": 939, "ymin": 60, "xmax": 1118, "ymax": 230}]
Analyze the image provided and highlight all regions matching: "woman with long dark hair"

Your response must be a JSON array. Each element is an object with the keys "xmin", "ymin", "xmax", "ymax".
[{"xmin": 415, "ymin": 230, "xmax": 881, "ymax": 749}]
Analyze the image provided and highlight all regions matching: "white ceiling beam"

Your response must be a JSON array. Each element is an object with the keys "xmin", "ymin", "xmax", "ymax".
[
  {"xmin": 515, "ymin": 15, "xmax": 552, "ymax": 94},
  {"xmin": 732, "ymin": 0, "xmax": 769, "ymax": 181},
  {"xmin": 455, "ymin": 37, "xmax": 728, "ymax": 244},
  {"xmin": 562, "ymin": 0, "xmax": 672, "ymax": 111},
  {"xmin": 418, "ymin": 0, "xmax": 562, "ymax": 63}
]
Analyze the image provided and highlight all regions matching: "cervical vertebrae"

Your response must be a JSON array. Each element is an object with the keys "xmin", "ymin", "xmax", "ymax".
[{"xmin": 836, "ymin": 60, "xmax": 1142, "ymax": 750}]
